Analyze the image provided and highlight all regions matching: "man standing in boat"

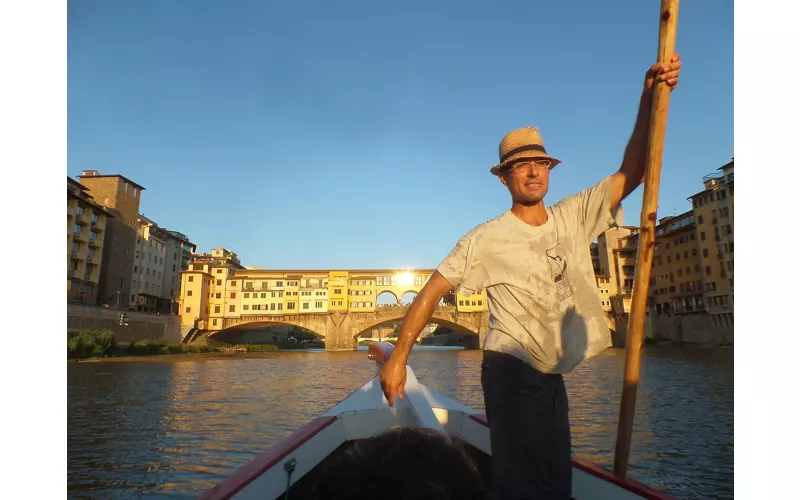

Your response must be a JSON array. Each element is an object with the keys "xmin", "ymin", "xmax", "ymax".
[{"xmin": 380, "ymin": 54, "xmax": 682, "ymax": 500}]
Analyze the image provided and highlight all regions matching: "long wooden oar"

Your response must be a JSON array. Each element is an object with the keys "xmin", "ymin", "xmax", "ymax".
[{"xmin": 613, "ymin": 0, "xmax": 680, "ymax": 478}]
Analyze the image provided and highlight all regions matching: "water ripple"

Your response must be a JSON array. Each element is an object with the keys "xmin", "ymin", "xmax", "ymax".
[{"xmin": 68, "ymin": 347, "xmax": 732, "ymax": 499}]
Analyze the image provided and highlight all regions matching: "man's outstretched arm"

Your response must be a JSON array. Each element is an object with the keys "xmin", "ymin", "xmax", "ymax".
[
  {"xmin": 380, "ymin": 270, "xmax": 454, "ymax": 406},
  {"xmin": 611, "ymin": 53, "xmax": 682, "ymax": 210}
]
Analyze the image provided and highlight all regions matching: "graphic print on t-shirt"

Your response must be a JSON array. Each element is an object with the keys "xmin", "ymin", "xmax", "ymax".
[{"xmin": 546, "ymin": 242, "xmax": 574, "ymax": 301}]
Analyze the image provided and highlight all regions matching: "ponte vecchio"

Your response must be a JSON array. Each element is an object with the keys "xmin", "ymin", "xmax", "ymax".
[{"xmin": 178, "ymin": 249, "xmax": 490, "ymax": 350}]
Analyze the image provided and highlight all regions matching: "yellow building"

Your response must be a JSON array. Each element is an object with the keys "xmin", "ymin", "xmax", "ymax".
[
  {"xmin": 179, "ymin": 248, "xmax": 244, "ymax": 330},
  {"xmin": 348, "ymin": 273, "xmax": 376, "ymax": 311},
  {"xmin": 650, "ymin": 211, "xmax": 705, "ymax": 316},
  {"xmin": 456, "ymin": 290, "xmax": 489, "ymax": 312},
  {"xmin": 67, "ymin": 177, "xmax": 110, "ymax": 304},
  {"xmin": 179, "ymin": 270, "xmax": 212, "ymax": 328},
  {"xmin": 282, "ymin": 276, "xmax": 301, "ymax": 313},
  {"xmin": 328, "ymin": 271, "xmax": 349, "ymax": 311},
  {"xmin": 301, "ymin": 274, "xmax": 330, "ymax": 312},
  {"xmin": 595, "ymin": 275, "xmax": 613, "ymax": 312},
  {"xmin": 689, "ymin": 159, "xmax": 734, "ymax": 328},
  {"xmin": 595, "ymin": 226, "xmax": 636, "ymax": 296}
]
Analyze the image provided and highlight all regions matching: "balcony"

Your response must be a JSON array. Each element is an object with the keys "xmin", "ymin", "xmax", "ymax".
[
  {"xmin": 88, "ymin": 238, "xmax": 100, "ymax": 248},
  {"xmin": 68, "ymin": 269, "xmax": 76, "ymax": 278},
  {"xmin": 73, "ymin": 233, "xmax": 86, "ymax": 243},
  {"xmin": 90, "ymin": 220, "xmax": 103, "ymax": 231}
]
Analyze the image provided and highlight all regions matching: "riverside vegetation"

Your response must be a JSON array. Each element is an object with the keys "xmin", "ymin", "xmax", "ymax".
[{"xmin": 66, "ymin": 329, "xmax": 325, "ymax": 360}]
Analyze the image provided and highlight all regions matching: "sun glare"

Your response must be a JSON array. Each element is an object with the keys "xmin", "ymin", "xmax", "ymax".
[{"xmin": 397, "ymin": 272, "xmax": 414, "ymax": 287}]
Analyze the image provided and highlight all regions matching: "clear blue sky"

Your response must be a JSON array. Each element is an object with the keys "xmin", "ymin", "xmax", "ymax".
[{"xmin": 67, "ymin": 0, "xmax": 733, "ymax": 270}]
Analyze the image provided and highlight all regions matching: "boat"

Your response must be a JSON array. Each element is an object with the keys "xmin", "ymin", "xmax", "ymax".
[{"xmin": 201, "ymin": 342, "xmax": 676, "ymax": 500}]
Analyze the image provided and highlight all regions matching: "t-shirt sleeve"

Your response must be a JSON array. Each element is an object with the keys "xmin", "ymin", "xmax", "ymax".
[
  {"xmin": 557, "ymin": 175, "xmax": 624, "ymax": 241},
  {"xmin": 436, "ymin": 234, "xmax": 489, "ymax": 297}
]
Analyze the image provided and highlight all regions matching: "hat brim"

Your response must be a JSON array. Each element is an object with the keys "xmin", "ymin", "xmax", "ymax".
[{"xmin": 490, "ymin": 154, "xmax": 562, "ymax": 176}]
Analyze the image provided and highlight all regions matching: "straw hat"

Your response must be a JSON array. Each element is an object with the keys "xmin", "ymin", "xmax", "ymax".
[{"xmin": 490, "ymin": 126, "xmax": 562, "ymax": 175}]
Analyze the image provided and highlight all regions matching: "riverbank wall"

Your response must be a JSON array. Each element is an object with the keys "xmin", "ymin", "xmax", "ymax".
[
  {"xmin": 611, "ymin": 312, "xmax": 733, "ymax": 346},
  {"xmin": 67, "ymin": 304, "xmax": 181, "ymax": 344}
]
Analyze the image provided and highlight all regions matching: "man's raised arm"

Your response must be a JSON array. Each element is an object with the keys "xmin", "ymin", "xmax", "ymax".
[{"xmin": 611, "ymin": 53, "xmax": 682, "ymax": 210}]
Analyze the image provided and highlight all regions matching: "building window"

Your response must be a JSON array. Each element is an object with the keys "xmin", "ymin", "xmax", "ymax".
[
  {"xmin": 288, "ymin": 302, "xmax": 296, "ymax": 310},
  {"xmin": 315, "ymin": 301, "xmax": 323, "ymax": 308},
  {"xmin": 216, "ymin": 293, "xmax": 221, "ymax": 299},
  {"xmin": 231, "ymin": 281, "xmax": 237, "ymax": 286},
  {"xmin": 212, "ymin": 319, "xmax": 218, "ymax": 326},
  {"xmin": 229, "ymin": 305, "xmax": 235, "ymax": 312},
  {"xmin": 185, "ymin": 307, "xmax": 191, "ymax": 313},
  {"xmin": 244, "ymin": 293, "xmax": 250, "ymax": 298},
  {"xmin": 188, "ymin": 276, "xmax": 194, "ymax": 282},
  {"xmin": 230, "ymin": 292, "xmax": 236, "ymax": 299},
  {"xmin": 261, "ymin": 293, "xmax": 267, "ymax": 298},
  {"xmin": 216, "ymin": 280, "xmax": 222, "ymax": 286},
  {"xmin": 187, "ymin": 290, "xmax": 193, "ymax": 296},
  {"xmin": 705, "ymin": 266, "xmax": 712, "ymax": 276},
  {"xmin": 243, "ymin": 305, "xmax": 249, "ymax": 310},
  {"xmin": 215, "ymin": 306, "xmax": 221, "ymax": 313},
  {"xmin": 303, "ymin": 303, "xmax": 309, "ymax": 309}
]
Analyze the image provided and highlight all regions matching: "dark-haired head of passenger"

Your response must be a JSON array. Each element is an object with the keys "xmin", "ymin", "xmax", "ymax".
[{"xmin": 313, "ymin": 427, "xmax": 495, "ymax": 500}]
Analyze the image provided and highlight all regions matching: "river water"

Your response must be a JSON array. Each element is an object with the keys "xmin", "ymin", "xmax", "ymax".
[{"xmin": 67, "ymin": 346, "xmax": 733, "ymax": 499}]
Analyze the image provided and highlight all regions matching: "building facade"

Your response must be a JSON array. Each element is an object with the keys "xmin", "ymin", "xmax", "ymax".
[
  {"xmin": 162, "ymin": 231, "xmax": 196, "ymax": 313},
  {"xmin": 130, "ymin": 216, "xmax": 167, "ymax": 312},
  {"xmin": 77, "ymin": 170, "xmax": 145, "ymax": 228},
  {"xmin": 96, "ymin": 208, "xmax": 136, "ymax": 307},
  {"xmin": 650, "ymin": 211, "xmax": 705, "ymax": 316},
  {"xmin": 67, "ymin": 178, "xmax": 111, "ymax": 304},
  {"xmin": 689, "ymin": 159, "xmax": 734, "ymax": 328}
]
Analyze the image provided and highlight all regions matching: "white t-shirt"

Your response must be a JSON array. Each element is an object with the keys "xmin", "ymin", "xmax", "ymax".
[{"xmin": 437, "ymin": 176, "xmax": 623, "ymax": 374}]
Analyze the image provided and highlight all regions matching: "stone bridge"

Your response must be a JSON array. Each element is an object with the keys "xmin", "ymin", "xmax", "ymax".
[{"xmin": 208, "ymin": 305, "xmax": 490, "ymax": 351}]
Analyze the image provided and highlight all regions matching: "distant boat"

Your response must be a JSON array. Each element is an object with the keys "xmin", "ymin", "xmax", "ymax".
[{"xmin": 201, "ymin": 342, "xmax": 676, "ymax": 500}]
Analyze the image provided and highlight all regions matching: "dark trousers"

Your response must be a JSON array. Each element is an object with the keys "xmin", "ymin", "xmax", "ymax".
[{"xmin": 481, "ymin": 350, "xmax": 572, "ymax": 500}]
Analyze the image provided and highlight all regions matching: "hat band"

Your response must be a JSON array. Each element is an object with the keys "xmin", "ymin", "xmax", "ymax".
[{"xmin": 500, "ymin": 144, "xmax": 548, "ymax": 164}]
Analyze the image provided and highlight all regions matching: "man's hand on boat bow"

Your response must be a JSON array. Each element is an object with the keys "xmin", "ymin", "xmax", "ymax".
[{"xmin": 381, "ymin": 356, "xmax": 407, "ymax": 407}]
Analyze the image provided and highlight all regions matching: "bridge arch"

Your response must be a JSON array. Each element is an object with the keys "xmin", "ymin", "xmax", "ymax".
[
  {"xmin": 376, "ymin": 290, "xmax": 399, "ymax": 306},
  {"xmin": 399, "ymin": 291, "xmax": 417, "ymax": 305},
  {"xmin": 209, "ymin": 319, "xmax": 327, "ymax": 344},
  {"xmin": 352, "ymin": 310, "xmax": 479, "ymax": 339}
]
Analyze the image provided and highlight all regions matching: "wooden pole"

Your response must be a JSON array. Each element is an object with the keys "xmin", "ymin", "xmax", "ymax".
[{"xmin": 613, "ymin": 0, "xmax": 680, "ymax": 477}]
